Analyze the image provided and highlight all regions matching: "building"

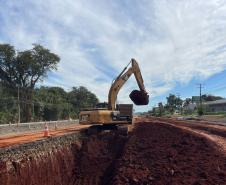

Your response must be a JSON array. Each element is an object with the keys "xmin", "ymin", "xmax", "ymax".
[
  {"xmin": 183, "ymin": 103, "xmax": 197, "ymax": 113},
  {"xmin": 192, "ymin": 96, "xmax": 201, "ymax": 104},
  {"xmin": 205, "ymin": 99, "xmax": 226, "ymax": 113}
]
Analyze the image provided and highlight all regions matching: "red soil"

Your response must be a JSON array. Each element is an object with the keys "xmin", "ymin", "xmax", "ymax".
[
  {"xmin": 2, "ymin": 118, "xmax": 226, "ymax": 185},
  {"xmin": 0, "ymin": 125, "xmax": 89, "ymax": 148},
  {"xmin": 109, "ymin": 121, "xmax": 226, "ymax": 185},
  {"xmin": 65, "ymin": 119, "xmax": 226, "ymax": 185}
]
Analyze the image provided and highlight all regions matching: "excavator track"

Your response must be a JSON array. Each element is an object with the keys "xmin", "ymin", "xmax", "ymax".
[{"xmin": 86, "ymin": 124, "xmax": 128, "ymax": 136}]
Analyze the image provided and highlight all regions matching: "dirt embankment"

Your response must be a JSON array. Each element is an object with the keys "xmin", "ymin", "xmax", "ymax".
[
  {"xmin": 0, "ymin": 130, "xmax": 127, "ymax": 185},
  {"xmin": 0, "ymin": 133, "xmax": 82, "ymax": 185},
  {"xmin": 110, "ymin": 122, "xmax": 226, "ymax": 185},
  {"xmin": 1, "ymin": 120, "xmax": 226, "ymax": 185}
]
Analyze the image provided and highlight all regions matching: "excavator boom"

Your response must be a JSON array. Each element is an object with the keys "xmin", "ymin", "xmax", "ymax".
[{"xmin": 108, "ymin": 58, "xmax": 149, "ymax": 110}]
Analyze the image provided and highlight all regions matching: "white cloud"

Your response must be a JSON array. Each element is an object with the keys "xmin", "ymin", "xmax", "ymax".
[{"xmin": 1, "ymin": 0, "xmax": 226, "ymax": 111}]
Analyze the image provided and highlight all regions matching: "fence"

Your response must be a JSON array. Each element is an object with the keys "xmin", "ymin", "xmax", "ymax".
[{"xmin": 0, "ymin": 119, "xmax": 79, "ymax": 136}]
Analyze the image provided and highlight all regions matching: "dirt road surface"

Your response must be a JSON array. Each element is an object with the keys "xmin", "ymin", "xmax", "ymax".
[{"xmin": 0, "ymin": 124, "xmax": 89, "ymax": 148}]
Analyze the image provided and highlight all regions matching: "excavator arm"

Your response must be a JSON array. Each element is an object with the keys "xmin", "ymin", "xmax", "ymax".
[{"xmin": 108, "ymin": 58, "xmax": 149, "ymax": 110}]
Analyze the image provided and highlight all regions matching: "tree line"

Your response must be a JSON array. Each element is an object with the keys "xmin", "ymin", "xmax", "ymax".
[{"xmin": 0, "ymin": 44, "xmax": 99, "ymax": 124}]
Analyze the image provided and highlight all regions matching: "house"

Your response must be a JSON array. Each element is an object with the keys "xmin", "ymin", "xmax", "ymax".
[
  {"xmin": 204, "ymin": 99, "xmax": 226, "ymax": 112},
  {"xmin": 183, "ymin": 103, "xmax": 197, "ymax": 113}
]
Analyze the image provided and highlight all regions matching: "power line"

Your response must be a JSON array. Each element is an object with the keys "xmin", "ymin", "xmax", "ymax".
[{"xmin": 205, "ymin": 85, "xmax": 226, "ymax": 94}]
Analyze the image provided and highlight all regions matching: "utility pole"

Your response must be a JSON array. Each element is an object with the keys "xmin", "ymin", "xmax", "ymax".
[
  {"xmin": 32, "ymin": 102, "xmax": 35, "ymax": 121},
  {"xmin": 67, "ymin": 102, "xmax": 70, "ymax": 120},
  {"xmin": 197, "ymin": 84, "xmax": 204, "ymax": 106},
  {"xmin": 32, "ymin": 89, "xmax": 35, "ymax": 121},
  {"xmin": 17, "ymin": 86, "xmax": 20, "ymax": 126},
  {"xmin": 197, "ymin": 83, "xmax": 204, "ymax": 115}
]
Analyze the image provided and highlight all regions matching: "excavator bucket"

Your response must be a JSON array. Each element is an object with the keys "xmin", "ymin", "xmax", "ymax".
[{"xmin": 129, "ymin": 90, "xmax": 149, "ymax": 105}]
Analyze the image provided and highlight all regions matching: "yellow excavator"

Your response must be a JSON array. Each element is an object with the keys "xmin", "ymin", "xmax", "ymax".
[{"xmin": 79, "ymin": 58, "xmax": 149, "ymax": 127}]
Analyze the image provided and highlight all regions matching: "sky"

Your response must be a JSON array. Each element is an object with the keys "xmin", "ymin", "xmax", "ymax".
[{"xmin": 0, "ymin": 0, "xmax": 226, "ymax": 112}]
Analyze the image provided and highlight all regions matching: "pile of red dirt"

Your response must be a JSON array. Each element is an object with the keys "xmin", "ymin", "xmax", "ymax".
[{"xmin": 109, "ymin": 122, "xmax": 226, "ymax": 185}]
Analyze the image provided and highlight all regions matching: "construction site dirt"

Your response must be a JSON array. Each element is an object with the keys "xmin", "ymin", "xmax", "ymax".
[{"xmin": 1, "ymin": 118, "xmax": 226, "ymax": 185}]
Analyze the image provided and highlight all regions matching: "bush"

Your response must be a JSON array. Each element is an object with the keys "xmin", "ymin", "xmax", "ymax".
[
  {"xmin": 0, "ymin": 112, "xmax": 16, "ymax": 124},
  {"xmin": 204, "ymin": 112, "xmax": 226, "ymax": 116},
  {"xmin": 197, "ymin": 106, "xmax": 204, "ymax": 116}
]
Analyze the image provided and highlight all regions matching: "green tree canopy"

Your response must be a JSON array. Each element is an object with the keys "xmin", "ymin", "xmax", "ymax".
[
  {"xmin": 0, "ymin": 44, "xmax": 59, "ymax": 88},
  {"xmin": 166, "ymin": 94, "xmax": 183, "ymax": 113},
  {"xmin": 32, "ymin": 86, "xmax": 99, "ymax": 121},
  {"xmin": 68, "ymin": 86, "xmax": 99, "ymax": 115},
  {"xmin": 0, "ymin": 43, "xmax": 100, "ymax": 123},
  {"xmin": 34, "ymin": 86, "xmax": 68, "ymax": 121},
  {"xmin": 202, "ymin": 94, "xmax": 223, "ymax": 101},
  {"xmin": 0, "ymin": 44, "xmax": 60, "ymax": 122}
]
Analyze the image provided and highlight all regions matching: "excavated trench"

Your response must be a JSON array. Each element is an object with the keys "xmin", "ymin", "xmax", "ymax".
[
  {"xmin": 0, "ymin": 130, "xmax": 127, "ymax": 185},
  {"xmin": 1, "ymin": 120, "xmax": 226, "ymax": 185}
]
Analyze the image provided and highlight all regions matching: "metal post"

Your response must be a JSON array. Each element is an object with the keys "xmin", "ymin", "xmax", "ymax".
[
  {"xmin": 32, "ymin": 88, "xmax": 34, "ymax": 121},
  {"xmin": 68, "ymin": 102, "xmax": 70, "ymax": 120},
  {"xmin": 17, "ymin": 87, "xmax": 20, "ymax": 126},
  {"xmin": 197, "ymin": 83, "xmax": 204, "ymax": 115},
  {"xmin": 199, "ymin": 84, "xmax": 202, "ymax": 107}
]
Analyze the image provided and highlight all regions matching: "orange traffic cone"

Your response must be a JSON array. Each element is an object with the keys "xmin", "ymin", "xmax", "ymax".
[{"xmin": 44, "ymin": 122, "xmax": 50, "ymax": 137}]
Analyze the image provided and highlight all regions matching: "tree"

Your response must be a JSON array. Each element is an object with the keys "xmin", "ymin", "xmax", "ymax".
[
  {"xmin": 0, "ymin": 82, "xmax": 18, "ymax": 123},
  {"xmin": 166, "ymin": 94, "xmax": 176, "ymax": 113},
  {"xmin": 0, "ymin": 44, "xmax": 60, "ymax": 122},
  {"xmin": 34, "ymin": 86, "xmax": 70, "ymax": 121},
  {"xmin": 33, "ymin": 86, "xmax": 99, "ymax": 120},
  {"xmin": 151, "ymin": 107, "xmax": 157, "ymax": 116},
  {"xmin": 183, "ymin": 98, "xmax": 192, "ymax": 107},
  {"xmin": 68, "ymin": 86, "xmax": 99, "ymax": 117},
  {"xmin": 202, "ymin": 94, "xmax": 223, "ymax": 101},
  {"xmin": 158, "ymin": 102, "xmax": 164, "ymax": 116},
  {"xmin": 166, "ymin": 94, "xmax": 182, "ymax": 114}
]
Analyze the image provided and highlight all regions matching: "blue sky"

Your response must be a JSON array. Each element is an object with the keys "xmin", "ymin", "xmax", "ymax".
[
  {"xmin": 1, "ymin": 0, "xmax": 226, "ymax": 112},
  {"xmin": 152, "ymin": 70, "xmax": 226, "ymax": 107}
]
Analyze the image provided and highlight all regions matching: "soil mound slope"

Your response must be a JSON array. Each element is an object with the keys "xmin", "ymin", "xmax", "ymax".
[{"xmin": 110, "ymin": 122, "xmax": 226, "ymax": 185}]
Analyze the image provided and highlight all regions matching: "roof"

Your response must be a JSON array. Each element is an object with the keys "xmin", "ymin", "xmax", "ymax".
[{"xmin": 204, "ymin": 99, "xmax": 226, "ymax": 105}]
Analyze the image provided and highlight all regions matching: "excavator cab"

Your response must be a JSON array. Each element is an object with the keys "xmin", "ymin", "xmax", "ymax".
[{"xmin": 129, "ymin": 90, "xmax": 149, "ymax": 105}]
